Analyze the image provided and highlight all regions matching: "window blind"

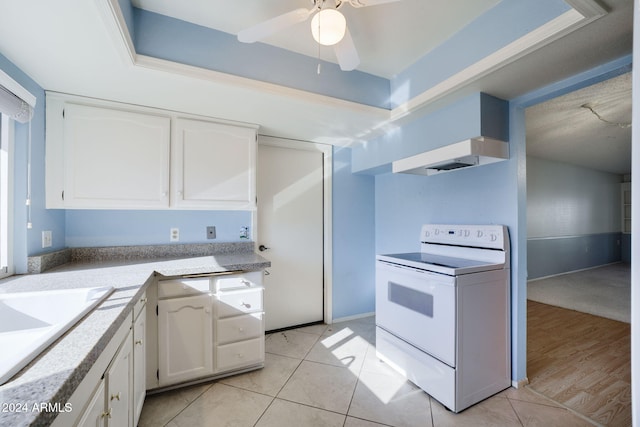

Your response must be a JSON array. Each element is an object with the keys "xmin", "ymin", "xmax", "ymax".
[{"xmin": 0, "ymin": 69, "xmax": 35, "ymax": 123}]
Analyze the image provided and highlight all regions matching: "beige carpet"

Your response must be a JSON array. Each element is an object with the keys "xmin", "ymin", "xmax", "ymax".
[{"xmin": 527, "ymin": 263, "xmax": 630, "ymax": 323}]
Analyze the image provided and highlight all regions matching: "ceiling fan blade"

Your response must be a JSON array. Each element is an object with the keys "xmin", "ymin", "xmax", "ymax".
[
  {"xmin": 334, "ymin": 27, "xmax": 360, "ymax": 71},
  {"xmin": 237, "ymin": 8, "xmax": 314, "ymax": 43},
  {"xmin": 348, "ymin": 0, "xmax": 401, "ymax": 7}
]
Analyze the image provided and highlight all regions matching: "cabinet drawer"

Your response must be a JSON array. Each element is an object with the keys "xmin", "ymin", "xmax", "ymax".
[
  {"xmin": 216, "ymin": 289, "xmax": 263, "ymax": 318},
  {"xmin": 158, "ymin": 278, "xmax": 211, "ymax": 299},
  {"xmin": 216, "ymin": 313, "xmax": 264, "ymax": 345},
  {"xmin": 214, "ymin": 271, "xmax": 263, "ymax": 292},
  {"xmin": 216, "ymin": 337, "xmax": 264, "ymax": 373}
]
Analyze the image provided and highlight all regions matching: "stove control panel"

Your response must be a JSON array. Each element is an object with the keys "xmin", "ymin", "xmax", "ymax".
[{"xmin": 421, "ymin": 224, "xmax": 508, "ymax": 250}]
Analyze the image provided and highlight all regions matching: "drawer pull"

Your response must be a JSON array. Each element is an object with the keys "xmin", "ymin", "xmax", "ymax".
[
  {"xmin": 140, "ymin": 297, "xmax": 147, "ymax": 303},
  {"xmin": 241, "ymin": 302, "xmax": 252, "ymax": 309},
  {"xmin": 238, "ymin": 327, "xmax": 245, "ymax": 333},
  {"xmin": 241, "ymin": 280, "xmax": 251, "ymax": 287},
  {"xmin": 236, "ymin": 353, "xmax": 245, "ymax": 359},
  {"xmin": 135, "ymin": 339, "xmax": 143, "ymax": 346},
  {"xmin": 110, "ymin": 393, "xmax": 120, "ymax": 401},
  {"xmin": 101, "ymin": 408, "xmax": 112, "ymax": 419}
]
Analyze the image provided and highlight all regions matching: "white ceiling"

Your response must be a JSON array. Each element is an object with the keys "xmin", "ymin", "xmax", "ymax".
[
  {"xmin": 131, "ymin": 0, "xmax": 501, "ymax": 79},
  {"xmin": 526, "ymin": 72, "xmax": 632, "ymax": 175},
  {"xmin": 0, "ymin": 0, "xmax": 633, "ymax": 169}
]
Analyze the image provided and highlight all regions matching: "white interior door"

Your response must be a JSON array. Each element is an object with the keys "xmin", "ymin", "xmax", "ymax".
[{"xmin": 257, "ymin": 139, "xmax": 324, "ymax": 331}]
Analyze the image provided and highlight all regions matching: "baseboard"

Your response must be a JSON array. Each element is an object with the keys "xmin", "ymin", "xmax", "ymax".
[
  {"xmin": 512, "ymin": 377, "xmax": 529, "ymax": 388},
  {"xmin": 331, "ymin": 311, "xmax": 375, "ymax": 324},
  {"xmin": 527, "ymin": 261, "xmax": 623, "ymax": 283}
]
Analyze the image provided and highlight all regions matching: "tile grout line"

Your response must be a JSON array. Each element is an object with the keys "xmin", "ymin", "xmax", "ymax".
[{"xmin": 160, "ymin": 382, "xmax": 215, "ymax": 427}]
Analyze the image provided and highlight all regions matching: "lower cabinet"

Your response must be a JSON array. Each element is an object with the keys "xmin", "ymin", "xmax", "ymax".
[
  {"xmin": 153, "ymin": 271, "xmax": 265, "ymax": 389},
  {"xmin": 75, "ymin": 380, "xmax": 106, "ymax": 427},
  {"xmin": 61, "ymin": 293, "xmax": 147, "ymax": 427},
  {"xmin": 132, "ymin": 304, "xmax": 146, "ymax": 425},
  {"xmin": 105, "ymin": 335, "xmax": 133, "ymax": 427},
  {"xmin": 157, "ymin": 294, "xmax": 214, "ymax": 387}
]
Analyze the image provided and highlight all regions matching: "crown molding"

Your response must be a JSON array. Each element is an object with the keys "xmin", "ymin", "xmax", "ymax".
[
  {"xmin": 389, "ymin": 4, "xmax": 607, "ymax": 123},
  {"xmin": 95, "ymin": 0, "xmax": 608, "ymax": 144}
]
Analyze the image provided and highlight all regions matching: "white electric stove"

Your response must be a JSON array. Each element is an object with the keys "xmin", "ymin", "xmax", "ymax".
[{"xmin": 375, "ymin": 224, "xmax": 511, "ymax": 413}]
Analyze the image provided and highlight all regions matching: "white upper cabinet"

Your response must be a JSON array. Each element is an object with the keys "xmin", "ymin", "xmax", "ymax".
[
  {"xmin": 46, "ymin": 93, "xmax": 257, "ymax": 210},
  {"xmin": 62, "ymin": 103, "xmax": 171, "ymax": 209},
  {"xmin": 172, "ymin": 118, "xmax": 256, "ymax": 210}
]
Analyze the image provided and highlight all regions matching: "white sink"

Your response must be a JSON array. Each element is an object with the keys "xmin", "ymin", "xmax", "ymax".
[{"xmin": 0, "ymin": 286, "xmax": 114, "ymax": 385}]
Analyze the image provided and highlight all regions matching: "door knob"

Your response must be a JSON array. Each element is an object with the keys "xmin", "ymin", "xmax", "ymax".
[{"xmin": 258, "ymin": 245, "xmax": 269, "ymax": 252}]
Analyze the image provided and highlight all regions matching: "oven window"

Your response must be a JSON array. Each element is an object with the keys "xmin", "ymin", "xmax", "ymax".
[{"xmin": 388, "ymin": 282, "xmax": 433, "ymax": 317}]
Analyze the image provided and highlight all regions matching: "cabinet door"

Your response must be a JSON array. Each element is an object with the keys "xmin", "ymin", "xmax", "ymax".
[
  {"xmin": 62, "ymin": 103, "xmax": 170, "ymax": 209},
  {"xmin": 132, "ymin": 305, "xmax": 146, "ymax": 427},
  {"xmin": 172, "ymin": 118, "xmax": 256, "ymax": 210},
  {"xmin": 158, "ymin": 294, "xmax": 214, "ymax": 386},
  {"xmin": 76, "ymin": 379, "xmax": 107, "ymax": 427},
  {"xmin": 106, "ymin": 332, "xmax": 133, "ymax": 427}
]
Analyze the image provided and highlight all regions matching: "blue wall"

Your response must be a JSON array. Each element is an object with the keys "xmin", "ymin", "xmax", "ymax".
[
  {"xmin": 65, "ymin": 210, "xmax": 252, "ymax": 247},
  {"xmin": 527, "ymin": 156, "xmax": 624, "ymax": 279},
  {"xmin": 132, "ymin": 8, "xmax": 390, "ymax": 109},
  {"xmin": 352, "ymin": 92, "xmax": 509, "ymax": 173},
  {"xmin": 332, "ymin": 147, "xmax": 376, "ymax": 319},
  {"xmin": 0, "ymin": 53, "xmax": 66, "ymax": 273},
  {"xmin": 389, "ymin": 0, "xmax": 571, "ymax": 107}
]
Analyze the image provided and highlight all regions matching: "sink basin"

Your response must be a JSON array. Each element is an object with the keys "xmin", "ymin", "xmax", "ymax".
[{"xmin": 0, "ymin": 286, "xmax": 114, "ymax": 385}]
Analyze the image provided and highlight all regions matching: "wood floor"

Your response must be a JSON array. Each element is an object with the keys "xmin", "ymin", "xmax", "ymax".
[{"xmin": 527, "ymin": 300, "xmax": 631, "ymax": 426}]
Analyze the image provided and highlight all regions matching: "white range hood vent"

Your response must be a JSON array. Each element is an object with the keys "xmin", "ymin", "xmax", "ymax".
[{"xmin": 392, "ymin": 137, "xmax": 509, "ymax": 176}]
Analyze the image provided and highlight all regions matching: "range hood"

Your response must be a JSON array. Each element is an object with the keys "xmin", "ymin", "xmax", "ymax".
[{"xmin": 392, "ymin": 137, "xmax": 509, "ymax": 176}]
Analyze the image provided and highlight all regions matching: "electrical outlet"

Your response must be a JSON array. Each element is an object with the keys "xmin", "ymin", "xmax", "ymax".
[
  {"xmin": 42, "ymin": 230, "xmax": 52, "ymax": 248},
  {"xmin": 206, "ymin": 226, "xmax": 216, "ymax": 239},
  {"xmin": 170, "ymin": 228, "xmax": 179, "ymax": 242}
]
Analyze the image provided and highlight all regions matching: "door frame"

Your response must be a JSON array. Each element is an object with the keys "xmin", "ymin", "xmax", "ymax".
[{"xmin": 253, "ymin": 135, "xmax": 333, "ymax": 325}]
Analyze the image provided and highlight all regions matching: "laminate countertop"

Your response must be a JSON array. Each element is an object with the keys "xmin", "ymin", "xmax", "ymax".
[{"xmin": 0, "ymin": 250, "xmax": 270, "ymax": 427}]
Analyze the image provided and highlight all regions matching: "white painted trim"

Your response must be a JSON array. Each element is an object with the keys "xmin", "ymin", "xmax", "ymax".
[
  {"xmin": 331, "ymin": 312, "xmax": 375, "ymax": 324},
  {"xmin": 257, "ymin": 135, "xmax": 334, "ymax": 325},
  {"xmin": 94, "ymin": 0, "xmax": 137, "ymax": 66},
  {"xmin": 134, "ymin": 55, "xmax": 389, "ymax": 118},
  {"xmin": 527, "ymin": 261, "xmax": 622, "ymax": 282},
  {"xmin": 564, "ymin": 0, "xmax": 608, "ymax": 18},
  {"xmin": 97, "ymin": 0, "xmax": 608, "ymax": 143},
  {"xmin": 0, "ymin": 116, "xmax": 14, "ymax": 279},
  {"xmin": 511, "ymin": 378, "xmax": 529, "ymax": 389},
  {"xmin": 389, "ymin": 8, "xmax": 601, "ymax": 123},
  {"xmin": 0, "ymin": 69, "xmax": 36, "ymax": 108}
]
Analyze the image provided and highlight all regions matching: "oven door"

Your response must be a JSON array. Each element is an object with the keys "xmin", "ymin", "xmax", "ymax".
[{"xmin": 376, "ymin": 260, "xmax": 456, "ymax": 367}]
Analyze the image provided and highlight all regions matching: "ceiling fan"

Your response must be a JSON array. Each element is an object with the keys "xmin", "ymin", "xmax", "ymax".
[{"xmin": 237, "ymin": 0, "xmax": 401, "ymax": 71}]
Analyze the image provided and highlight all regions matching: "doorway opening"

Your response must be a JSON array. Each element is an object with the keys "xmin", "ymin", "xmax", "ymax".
[{"xmin": 524, "ymin": 72, "xmax": 631, "ymax": 425}]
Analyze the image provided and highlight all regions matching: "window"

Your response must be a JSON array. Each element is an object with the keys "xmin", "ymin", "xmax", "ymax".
[{"xmin": 0, "ymin": 114, "xmax": 13, "ymax": 278}]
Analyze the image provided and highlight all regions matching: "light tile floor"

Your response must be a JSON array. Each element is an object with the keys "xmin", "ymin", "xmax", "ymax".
[{"xmin": 139, "ymin": 316, "xmax": 597, "ymax": 427}]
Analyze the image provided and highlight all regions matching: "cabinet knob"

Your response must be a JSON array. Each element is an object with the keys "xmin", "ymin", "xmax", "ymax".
[
  {"xmin": 238, "ymin": 327, "xmax": 245, "ymax": 333},
  {"xmin": 110, "ymin": 392, "xmax": 121, "ymax": 401},
  {"xmin": 240, "ymin": 302, "xmax": 251, "ymax": 309},
  {"xmin": 236, "ymin": 353, "xmax": 245, "ymax": 359},
  {"xmin": 241, "ymin": 280, "xmax": 251, "ymax": 287}
]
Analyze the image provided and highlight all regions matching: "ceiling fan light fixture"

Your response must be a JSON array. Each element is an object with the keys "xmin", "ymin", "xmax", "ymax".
[{"xmin": 311, "ymin": 9, "xmax": 346, "ymax": 46}]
